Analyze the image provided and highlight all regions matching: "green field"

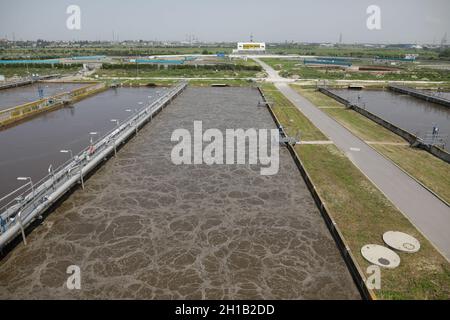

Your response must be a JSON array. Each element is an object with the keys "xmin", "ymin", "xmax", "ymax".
[
  {"xmin": 94, "ymin": 63, "xmax": 263, "ymax": 79},
  {"xmin": 2, "ymin": 44, "xmax": 449, "ymax": 61},
  {"xmin": 260, "ymin": 83, "xmax": 327, "ymax": 141},
  {"xmin": 297, "ymin": 144, "xmax": 450, "ymax": 299},
  {"xmin": 0, "ymin": 46, "xmax": 234, "ymax": 59},
  {"xmin": 261, "ymin": 58, "xmax": 450, "ymax": 81},
  {"xmin": 0, "ymin": 64, "xmax": 80, "ymax": 78}
]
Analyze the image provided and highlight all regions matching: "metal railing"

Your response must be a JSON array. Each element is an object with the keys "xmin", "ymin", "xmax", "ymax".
[
  {"xmin": 0, "ymin": 74, "xmax": 61, "ymax": 90},
  {"xmin": 0, "ymin": 81, "xmax": 187, "ymax": 248},
  {"xmin": 389, "ymin": 84, "xmax": 450, "ymax": 107},
  {"xmin": 0, "ymin": 82, "xmax": 106, "ymax": 126},
  {"xmin": 418, "ymin": 132, "xmax": 447, "ymax": 148},
  {"xmin": 0, "ymin": 76, "xmax": 36, "ymax": 90}
]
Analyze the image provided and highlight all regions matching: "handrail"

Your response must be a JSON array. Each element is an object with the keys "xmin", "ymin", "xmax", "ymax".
[
  {"xmin": 0, "ymin": 81, "xmax": 187, "ymax": 248},
  {"xmin": 0, "ymin": 83, "xmax": 106, "ymax": 126}
]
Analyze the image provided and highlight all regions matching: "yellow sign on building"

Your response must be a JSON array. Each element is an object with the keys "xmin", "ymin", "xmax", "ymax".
[{"xmin": 242, "ymin": 43, "xmax": 262, "ymax": 49}]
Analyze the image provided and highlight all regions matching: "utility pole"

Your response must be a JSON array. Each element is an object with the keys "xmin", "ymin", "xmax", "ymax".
[{"xmin": 440, "ymin": 32, "xmax": 447, "ymax": 48}]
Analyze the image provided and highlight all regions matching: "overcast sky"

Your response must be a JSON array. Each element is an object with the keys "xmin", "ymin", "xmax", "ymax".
[{"xmin": 0, "ymin": 0, "xmax": 449, "ymax": 44}]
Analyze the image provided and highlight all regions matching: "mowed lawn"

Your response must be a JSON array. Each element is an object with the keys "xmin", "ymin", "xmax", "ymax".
[
  {"xmin": 261, "ymin": 84, "xmax": 328, "ymax": 141},
  {"xmin": 296, "ymin": 144, "xmax": 450, "ymax": 299}
]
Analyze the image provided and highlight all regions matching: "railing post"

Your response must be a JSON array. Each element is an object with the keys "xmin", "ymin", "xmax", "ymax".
[
  {"xmin": 17, "ymin": 211, "xmax": 27, "ymax": 246},
  {"xmin": 0, "ymin": 216, "xmax": 5, "ymax": 233},
  {"xmin": 79, "ymin": 166, "xmax": 85, "ymax": 190}
]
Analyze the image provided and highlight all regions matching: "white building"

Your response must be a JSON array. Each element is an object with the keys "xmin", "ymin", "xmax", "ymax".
[{"xmin": 233, "ymin": 42, "xmax": 266, "ymax": 54}]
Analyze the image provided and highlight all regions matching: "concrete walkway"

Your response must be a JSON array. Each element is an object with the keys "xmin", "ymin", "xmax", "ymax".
[{"xmin": 255, "ymin": 58, "xmax": 450, "ymax": 260}]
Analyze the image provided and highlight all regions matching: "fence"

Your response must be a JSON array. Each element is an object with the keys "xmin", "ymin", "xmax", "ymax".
[{"xmin": 0, "ymin": 81, "xmax": 187, "ymax": 249}]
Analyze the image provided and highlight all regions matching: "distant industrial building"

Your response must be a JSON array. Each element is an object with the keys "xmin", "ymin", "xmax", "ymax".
[{"xmin": 233, "ymin": 42, "xmax": 266, "ymax": 54}]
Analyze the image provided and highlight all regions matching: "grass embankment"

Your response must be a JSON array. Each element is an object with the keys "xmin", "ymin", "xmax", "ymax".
[
  {"xmin": 106, "ymin": 78, "xmax": 256, "ymax": 87},
  {"xmin": 0, "ymin": 64, "xmax": 80, "ymax": 78},
  {"xmin": 260, "ymin": 85, "xmax": 450, "ymax": 299},
  {"xmin": 94, "ymin": 63, "xmax": 263, "ymax": 79},
  {"xmin": 372, "ymin": 145, "xmax": 450, "ymax": 204},
  {"xmin": 260, "ymin": 83, "xmax": 327, "ymax": 141},
  {"xmin": 297, "ymin": 144, "xmax": 450, "ymax": 299},
  {"xmin": 261, "ymin": 58, "xmax": 450, "ymax": 81},
  {"xmin": 292, "ymin": 86, "xmax": 450, "ymax": 204}
]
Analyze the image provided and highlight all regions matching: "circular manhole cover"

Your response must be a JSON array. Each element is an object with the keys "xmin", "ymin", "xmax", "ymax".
[
  {"xmin": 361, "ymin": 244, "xmax": 401, "ymax": 269},
  {"xmin": 383, "ymin": 231, "xmax": 420, "ymax": 253}
]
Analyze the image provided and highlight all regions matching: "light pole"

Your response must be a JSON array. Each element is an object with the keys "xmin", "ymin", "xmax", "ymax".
[
  {"xmin": 48, "ymin": 164, "xmax": 55, "ymax": 189},
  {"xmin": 126, "ymin": 109, "xmax": 139, "ymax": 135},
  {"xmin": 60, "ymin": 149, "xmax": 83, "ymax": 188},
  {"xmin": 110, "ymin": 120, "xmax": 119, "ymax": 156},
  {"xmin": 89, "ymin": 132, "xmax": 98, "ymax": 145},
  {"xmin": 87, "ymin": 132, "xmax": 98, "ymax": 159},
  {"xmin": 17, "ymin": 177, "xmax": 34, "ymax": 198}
]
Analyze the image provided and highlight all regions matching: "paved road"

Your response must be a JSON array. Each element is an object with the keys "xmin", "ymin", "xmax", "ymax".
[
  {"xmin": 255, "ymin": 58, "xmax": 450, "ymax": 260},
  {"xmin": 253, "ymin": 58, "xmax": 288, "ymax": 82}
]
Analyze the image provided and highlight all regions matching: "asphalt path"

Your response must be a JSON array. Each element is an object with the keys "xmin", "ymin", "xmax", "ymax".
[{"xmin": 255, "ymin": 58, "xmax": 450, "ymax": 260}]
